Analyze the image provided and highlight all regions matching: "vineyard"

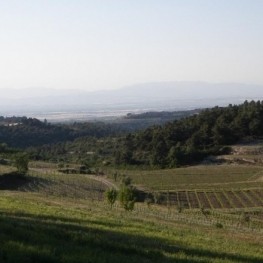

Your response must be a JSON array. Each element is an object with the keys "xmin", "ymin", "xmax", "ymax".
[
  {"xmin": 1, "ymin": 161, "xmax": 263, "ymax": 232},
  {"xmin": 113, "ymin": 163, "xmax": 263, "ymax": 221},
  {"xmin": 120, "ymin": 164, "xmax": 263, "ymax": 190},
  {"xmin": 144, "ymin": 189, "xmax": 263, "ymax": 210},
  {"xmin": 0, "ymin": 161, "xmax": 263, "ymax": 262}
]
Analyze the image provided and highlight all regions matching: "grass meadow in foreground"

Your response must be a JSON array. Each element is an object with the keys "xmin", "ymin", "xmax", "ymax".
[{"xmin": 0, "ymin": 191, "xmax": 262, "ymax": 263}]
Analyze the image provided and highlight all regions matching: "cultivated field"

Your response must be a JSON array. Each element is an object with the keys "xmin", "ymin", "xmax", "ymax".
[
  {"xmin": 121, "ymin": 165, "xmax": 263, "ymax": 190},
  {"xmin": 114, "ymin": 163, "xmax": 263, "ymax": 211},
  {"xmin": 0, "ymin": 159, "xmax": 263, "ymax": 262},
  {"xmin": 0, "ymin": 191, "xmax": 263, "ymax": 263}
]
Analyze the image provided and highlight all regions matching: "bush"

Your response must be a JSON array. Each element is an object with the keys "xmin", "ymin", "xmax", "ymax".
[
  {"xmin": 119, "ymin": 186, "xmax": 135, "ymax": 211},
  {"xmin": 105, "ymin": 188, "xmax": 118, "ymax": 208},
  {"xmin": 215, "ymin": 222, "xmax": 223, "ymax": 229},
  {"xmin": 14, "ymin": 153, "xmax": 29, "ymax": 175}
]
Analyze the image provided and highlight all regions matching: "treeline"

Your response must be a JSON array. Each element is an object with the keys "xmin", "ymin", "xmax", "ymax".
[
  {"xmin": 125, "ymin": 109, "xmax": 201, "ymax": 120},
  {"xmin": 0, "ymin": 117, "xmax": 128, "ymax": 148},
  {"xmin": 0, "ymin": 109, "xmax": 199, "ymax": 156},
  {"xmin": 115, "ymin": 100, "xmax": 263, "ymax": 167},
  {"xmin": 1, "ymin": 101, "xmax": 263, "ymax": 168}
]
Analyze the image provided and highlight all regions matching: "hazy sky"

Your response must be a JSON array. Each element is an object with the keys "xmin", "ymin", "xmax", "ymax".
[{"xmin": 0, "ymin": 0, "xmax": 263, "ymax": 91}]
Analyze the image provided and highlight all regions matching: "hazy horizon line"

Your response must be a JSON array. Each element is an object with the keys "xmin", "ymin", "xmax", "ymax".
[{"xmin": 1, "ymin": 80, "xmax": 263, "ymax": 93}]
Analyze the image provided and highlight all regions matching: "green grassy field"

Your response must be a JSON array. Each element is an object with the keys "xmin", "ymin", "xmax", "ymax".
[
  {"xmin": 0, "ymin": 161, "xmax": 263, "ymax": 262},
  {"xmin": 118, "ymin": 165, "xmax": 263, "ymax": 190},
  {"xmin": 0, "ymin": 191, "xmax": 263, "ymax": 263},
  {"xmin": 0, "ymin": 164, "xmax": 107, "ymax": 200}
]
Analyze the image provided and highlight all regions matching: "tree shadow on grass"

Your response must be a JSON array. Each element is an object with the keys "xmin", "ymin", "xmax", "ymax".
[
  {"xmin": 0, "ymin": 172, "xmax": 48, "ymax": 191},
  {"xmin": 0, "ymin": 172, "xmax": 29, "ymax": 190},
  {"xmin": 0, "ymin": 211, "xmax": 262, "ymax": 263}
]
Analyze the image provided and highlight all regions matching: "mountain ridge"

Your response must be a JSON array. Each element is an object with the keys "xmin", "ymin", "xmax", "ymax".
[{"xmin": 1, "ymin": 82, "xmax": 262, "ymax": 116}]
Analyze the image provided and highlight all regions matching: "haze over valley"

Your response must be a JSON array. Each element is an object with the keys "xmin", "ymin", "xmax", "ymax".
[
  {"xmin": 1, "ymin": 1, "xmax": 263, "ymax": 262},
  {"xmin": 1, "ymin": 81, "xmax": 263, "ymax": 122}
]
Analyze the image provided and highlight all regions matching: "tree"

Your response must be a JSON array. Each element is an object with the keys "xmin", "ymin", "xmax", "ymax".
[
  {"xmin": 14, "ymin": 153, "xmax": 29, "ymax": 174},
  {"xmin": 119, "ymin": 186, "xmax": 135, "ymax": 211},
  {"xmin": 167, "ymin": 144, "xmax": 183, "ymax": 167},
  {"xmin": 151, "ymin": 138, "xmax": 168, "ymax": 167},
  {"xmin": 105, "ymin": 188, "xmax": 118, "ymax": 208}
]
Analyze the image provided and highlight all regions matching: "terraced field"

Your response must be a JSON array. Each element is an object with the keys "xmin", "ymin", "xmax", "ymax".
[
  {"xmin": 116, "ymin": 164, "xmax": 263, "ymax": 212},
  {"xmin": 146, "ymin": 189, "xmax": 263, "ymax": 209}
]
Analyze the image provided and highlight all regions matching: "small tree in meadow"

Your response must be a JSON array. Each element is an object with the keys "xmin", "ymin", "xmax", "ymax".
[
  {"xmin": 14, "ymin": 153, "xmax": 29, "ymax": 175},
  {"xmin": 119, "ymin": 186, "xmax": 135, "ymax": 211},
  {"xmin": 105, "ymin": 188, "xmax": 118, "ymax": 208}
]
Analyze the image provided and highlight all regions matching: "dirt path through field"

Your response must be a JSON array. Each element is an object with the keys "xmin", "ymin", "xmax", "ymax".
[
  {"xmin": 30, "ymin": 167, "xmax": 118, "ymax": 190},
  {"xmin": 83, "ymin": 175, "xmax": 119, "ymax": 190}
]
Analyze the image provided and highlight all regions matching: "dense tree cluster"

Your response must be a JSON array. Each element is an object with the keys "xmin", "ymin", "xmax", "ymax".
[
  {"xmin": 1, "ymin": 101, "xmax": 262, "ymax": 168},
  {"xmin": 115, "ymin": 101, "xmax": 263, "ymax": 167},
  {"xmin": 0, "ymin": 118, "xmax": 128, "ymax": 148}
]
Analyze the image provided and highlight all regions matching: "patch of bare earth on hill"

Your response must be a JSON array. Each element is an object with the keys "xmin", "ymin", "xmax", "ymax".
[{"xmin": 212, "ymin": 140, "xmax": 263, "ymax": 165}]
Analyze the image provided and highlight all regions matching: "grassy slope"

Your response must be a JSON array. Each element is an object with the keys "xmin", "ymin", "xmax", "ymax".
[
  {"xmin": 117, "ymin": 165, "xmax": 263, "ymax": 190},
  {"xmin": 0, "ymin": 191, "xmax": 262, "ymax": 263},
  {"xmin": 0, "ymin": 161, "xmax": 262, "ymax": 262}
]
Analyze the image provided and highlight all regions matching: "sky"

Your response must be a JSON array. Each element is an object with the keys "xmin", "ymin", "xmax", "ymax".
[{"xmin": 0, "ymin": 0, "xmax": 263, "ymax": 91}]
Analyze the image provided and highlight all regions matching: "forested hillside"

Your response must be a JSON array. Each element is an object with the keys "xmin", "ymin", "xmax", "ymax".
[
  {"xmin": 0, "ymin": 110, "xmax": 198, "ymax": 149},
  {"xmin": 1, "ymin": 101, "xmax": 262, "ymax": 168},
  {"xmin": 115, "ymin": 100, "xmax": 263, "ymax": 167},
  {"xmin": 0, "ymin": 117, "xmax": 128, "ymax": 148}
]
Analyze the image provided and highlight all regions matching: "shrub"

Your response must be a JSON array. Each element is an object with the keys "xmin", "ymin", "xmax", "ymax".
[
  {"xmin": 119, "ymin": 186, "xmax": 135, "ymax": 211},
  {"xmin": 215, "ymin": 222, "xmax": 223, "ymax": 228},
  {"xmin": 14, "ymin": 153, "xmax": 29, "ymax": 175},
  {"xmin": 105, "ymin": 188, "xmax": 118, "ymax": 208}
]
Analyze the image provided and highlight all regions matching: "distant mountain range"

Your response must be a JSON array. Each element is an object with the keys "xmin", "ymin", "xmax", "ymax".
[{"xmin": 1, "ymin": 82, "xmax": 262, "ymax": 120}]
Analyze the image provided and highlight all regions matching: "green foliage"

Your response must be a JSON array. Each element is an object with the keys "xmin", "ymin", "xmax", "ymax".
[
  {"xmin": 121, "ymin": 175, "xmax": 132, "ymax": 186},
  {"xmin": 105, "ymin": 188, "xmax": 118, "ymax": 208},
  {"xmin": 2, "ymin": 100, "xmax": 263, "ymax": 169},
  {"xmin": 215, "ymin": 222, "xmax": 223, "ymax": 228},
  {"xmin": 119, "ymin": 186, "xmax": 136, "ymax": 211},
  {"xmin": 0, "ymin": 161, "xmax": 262, "ymax": 262},
  {"xmin": 14, "ymin": 153, "xmax": 29, "ymax": 174},
  {"xmin": 114, "ymin": 100, "xmax": 263, "ymax": 167},
  {"xmin": 0, "ymin": 193, "xmax": 262, "ymax": 263},
  {"xmin": 0, "ymin": 117, "xmax": 130, "ymax": 150}
]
